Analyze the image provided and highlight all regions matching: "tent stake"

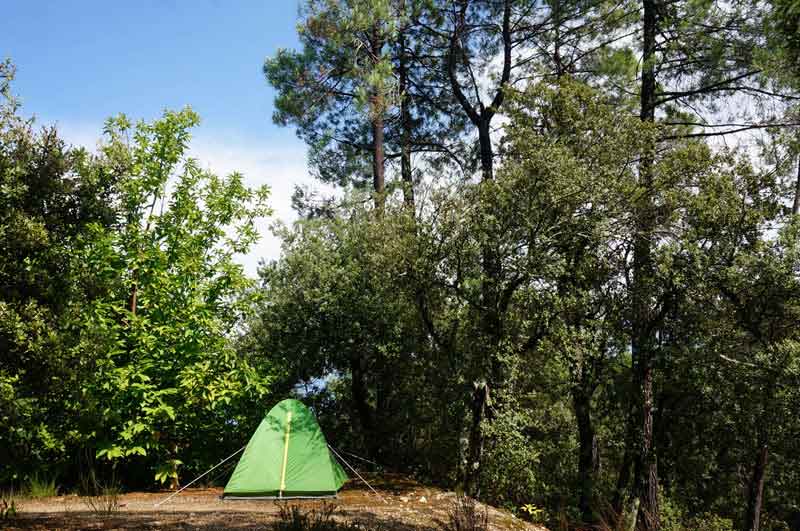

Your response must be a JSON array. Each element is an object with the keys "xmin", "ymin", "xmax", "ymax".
[
  {"xmin": 328, "ymin": 444, "xmax": 387, "ymax": 504},
  {"xmin": 154, "ymin": 444, "xmax": 247, "ymax": 507}
]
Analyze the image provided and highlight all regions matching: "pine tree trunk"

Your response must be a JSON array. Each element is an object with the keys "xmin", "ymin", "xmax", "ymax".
[
  {"xmin": 446, "ymin": 1, "xmax": 509, "ymax": 498},
  {"xmin": 370, "ymin": 27, "xmax": 385, "ymax": 211},
  {"xmin": 632, "ymin": 1, "xmax": 660, "ymax": 529},
  {"xmin": 745, "ymin": 443, "xmax": 769, "ymax": 531},
  {"xmin": 477, "ymin": 118, "xmax": 494, "ymax": 182},
  {"xmin": 371, "ymin": 109, "xmax": 385, "ymax": 210},
  {"xmin": 398, "ymin": 0, "xmax": 414, "ymax": 209}
]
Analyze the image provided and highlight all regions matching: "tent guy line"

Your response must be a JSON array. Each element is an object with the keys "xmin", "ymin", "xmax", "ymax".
[
  {"xmin": 333, "ymin": 446, "xmax": 381, "ymax": 467},
  {"xmin": 154, "ymin": 444, "xmax": 247, "ymax": 507},
  {"xmin": 328, "ymin": 444, "xmax": 387, "ymax": 504}
]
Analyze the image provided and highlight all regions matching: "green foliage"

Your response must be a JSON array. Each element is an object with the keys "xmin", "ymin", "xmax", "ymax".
[
  {"xmin": 520, "ymin": 503, "xmax": 548, "ymax": 524},
  {"xmin": 264, "ymin": 0, "xmax": 397, "ymax": 190},
  {"xmin": 74, "ymin": 108, "xmax": 274, "ymax": 485},
  {"xmin": 0, "ymin": 60, "xmax": 119, "ymax": 483},
  {"xmin": 248, "ymin": 73, "xmax": 800, "ymax": 529},
  {"xmin": 154, "ymin": 459, "xmax": 183, "ymax": 486}
]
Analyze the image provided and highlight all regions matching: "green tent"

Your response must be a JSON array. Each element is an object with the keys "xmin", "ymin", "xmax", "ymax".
[{"xmin": 223, "ymin": 399, "xmax": 348, "ymax": 499}]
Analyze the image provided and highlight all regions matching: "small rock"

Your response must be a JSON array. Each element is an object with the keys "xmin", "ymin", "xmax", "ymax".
[
  {"xmin": 400, "ymin": 496, "xmax": 409, "ymax": 503},
  {"xmin": 419, "ymin": 496, "xmax": 427, "ymax": 503}
]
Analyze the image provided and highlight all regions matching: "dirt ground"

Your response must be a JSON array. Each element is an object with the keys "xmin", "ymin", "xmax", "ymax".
[{"xmin": 4, "ymin": 475, "xmax": 548, "ymax": 531}]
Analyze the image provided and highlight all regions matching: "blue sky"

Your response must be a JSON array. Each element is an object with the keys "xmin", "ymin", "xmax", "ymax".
[{"xmin": 2, "ymin": 1, "xmax": 311, "ymax": 274}]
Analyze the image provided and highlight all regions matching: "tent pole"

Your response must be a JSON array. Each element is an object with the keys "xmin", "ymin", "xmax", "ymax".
[
  {"xmin": 154, "ymin": 444, "xmax": 247, "ymax": 507},
  {"xmin": 279, "ymin": 411, "xmax": 292, "ymax": 498},
  {"xmin": 328, "ymin": 444, "xmax": 387, "ymax": 504}
]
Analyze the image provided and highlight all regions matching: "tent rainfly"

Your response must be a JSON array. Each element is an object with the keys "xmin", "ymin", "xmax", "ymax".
[{"xmin": 222, "ymin": 398, "xmax": 347, "ymax": 499}]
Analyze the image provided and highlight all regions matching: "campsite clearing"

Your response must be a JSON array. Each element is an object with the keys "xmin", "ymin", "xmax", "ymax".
[{"xmin": 4, "ymin": 476, "xmax": 547, "ymax": 530}]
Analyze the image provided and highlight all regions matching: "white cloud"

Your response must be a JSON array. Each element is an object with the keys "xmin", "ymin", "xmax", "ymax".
[{"xmin": 190, "ymin": 131, "xmax": 312, "ymax": 275}]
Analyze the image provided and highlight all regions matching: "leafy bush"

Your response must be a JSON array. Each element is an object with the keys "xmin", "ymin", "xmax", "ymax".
[
  {"xmin": 437, "ymin": 495, "xmax": 489, "ymax": 531},
  {"xmin": 659, "ymin": 494, "xmax": 687, "ymax": 531},
  {"xmin": 26, "ymin": 473, "xmax": 58, "ymax": 498}
]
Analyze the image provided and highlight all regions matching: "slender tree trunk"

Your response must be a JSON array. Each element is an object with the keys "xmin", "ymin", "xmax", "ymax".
[
  {"xmin": 127, "ymin": 196, "xmax": 160, "ymax": 317},
  {"xmin": 745, "ymin": 443, "xmax": 769, "ymax": 531},
  {"xmin": 573, "ymin": 386, "xmax": 597, "ymax": 523},
  {"xmin": 446, "ymin": 0, "xmax": 510, "ymax": 497},
  {"xmin": 477, "ymin": 118, "xmax": 494, "ymax": 182},
  {"xmin": 370, "ymin": 28, "xmax": 385, "ymax": 211},
  {"xmin": 632, "ymin": 1, "xmax": 660, "ymax": 529},
  {"xmin": 465, "ymin": 380, "xmax": 489, "ymax": 497},
  {"xmin": 350, "ymin": 356, "xmax": 374, "ymax": 434},
  {"xmin": 635, "ymin": 360, "xmax": 659, "ymax": 530},
  {"xmin": 398, "ymin": 1, "xmax": 414, "ymax": 209},
  {"xmin": 792, "ymin": 155, "xmax": 800, "ymax": 216},
  {"xmin": 371, "ymin": 110, "xmax": 385, "ymax": 210},
  {"xmin": 128, "ymin": 275, "xmax": 137, "ymax": 315},
  {"xmin": 613, "ymin": 444, "xmax": 633, "ymax": 516}
]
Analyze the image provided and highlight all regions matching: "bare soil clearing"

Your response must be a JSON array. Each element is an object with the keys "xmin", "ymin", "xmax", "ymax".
[{"xmin": 5, "ymin": 475, "xmax": 547, "ymax": 531}]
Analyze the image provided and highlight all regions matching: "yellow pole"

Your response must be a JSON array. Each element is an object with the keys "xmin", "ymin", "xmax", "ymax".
[{"xmin": 279, "ymin": 411, "xmax": 292, "ymax": 498}]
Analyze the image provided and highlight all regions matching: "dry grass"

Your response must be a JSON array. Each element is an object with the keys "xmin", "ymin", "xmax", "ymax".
[{"xmin": 436, "ymin": 495, "xmax": 489, "ymax": 531}]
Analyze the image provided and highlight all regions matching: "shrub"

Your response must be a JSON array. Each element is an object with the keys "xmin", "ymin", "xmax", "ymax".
[
  {"xmin": 26, "ymin": 473, "xmax": 58, "ymax": 498},
  {"xmin": 1, "ymin": 492, "xmax": 18, "ymax": 520},
  {"xmin": 687, "ymin": 513, "xmax": 735, "ymax": 531},
  {"xmin": 273, "ymin": 503, "xmax": 373, "ymax": 531},
  {"xmin": 437, "ymin": 495, "xmax": 489, "ymax": 531},
  {"xmin": 81, "ymin": 474, "xmax": 121, "ymax": 516}
]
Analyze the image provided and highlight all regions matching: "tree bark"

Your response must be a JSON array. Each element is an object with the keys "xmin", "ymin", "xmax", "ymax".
[
  {"xmin": 371, "ymin": 108, "xmax": 385, "ymax": 211},
  {"xmin": 350, "ymin": 356, "xmax": 374, "ymax": 434},
  {"xmin": 477, "ymin": 118, "xmax": 494, "ymax": 182},
  {"xmin": 792, "ymin": 155, "xmax": 800, "ymax": 216},
  {"xmin": 398, "ymin": 0, "xmax": 414, "ymax": 209},
  {"xmin": 128, "ymin": 275, "xmax": 137, "ymax": 316},
  {"xmin": 446, "ymin": 0, "xmax": 511, "ymax": 184},
  {"xmin": 632, "ymin": 1, "xmax": 660, "ymax": 529},
  {"xmin": 745, "ymin": 443, "xmax": 769, "ymax": 531},
  {"xmin": 572, "ymin": 386, "xmax": 597, "ymax": 523},
  {"xmin": 465, "ymin": 380, "xmax": 489, "ymax": 497},
  {"xmin": 370, "ymin": 27, "xmax": 385, "ymax": 211},
  {"xmin": 613, "ymin": 443, "xmax": 633, "ymax": 516}
]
